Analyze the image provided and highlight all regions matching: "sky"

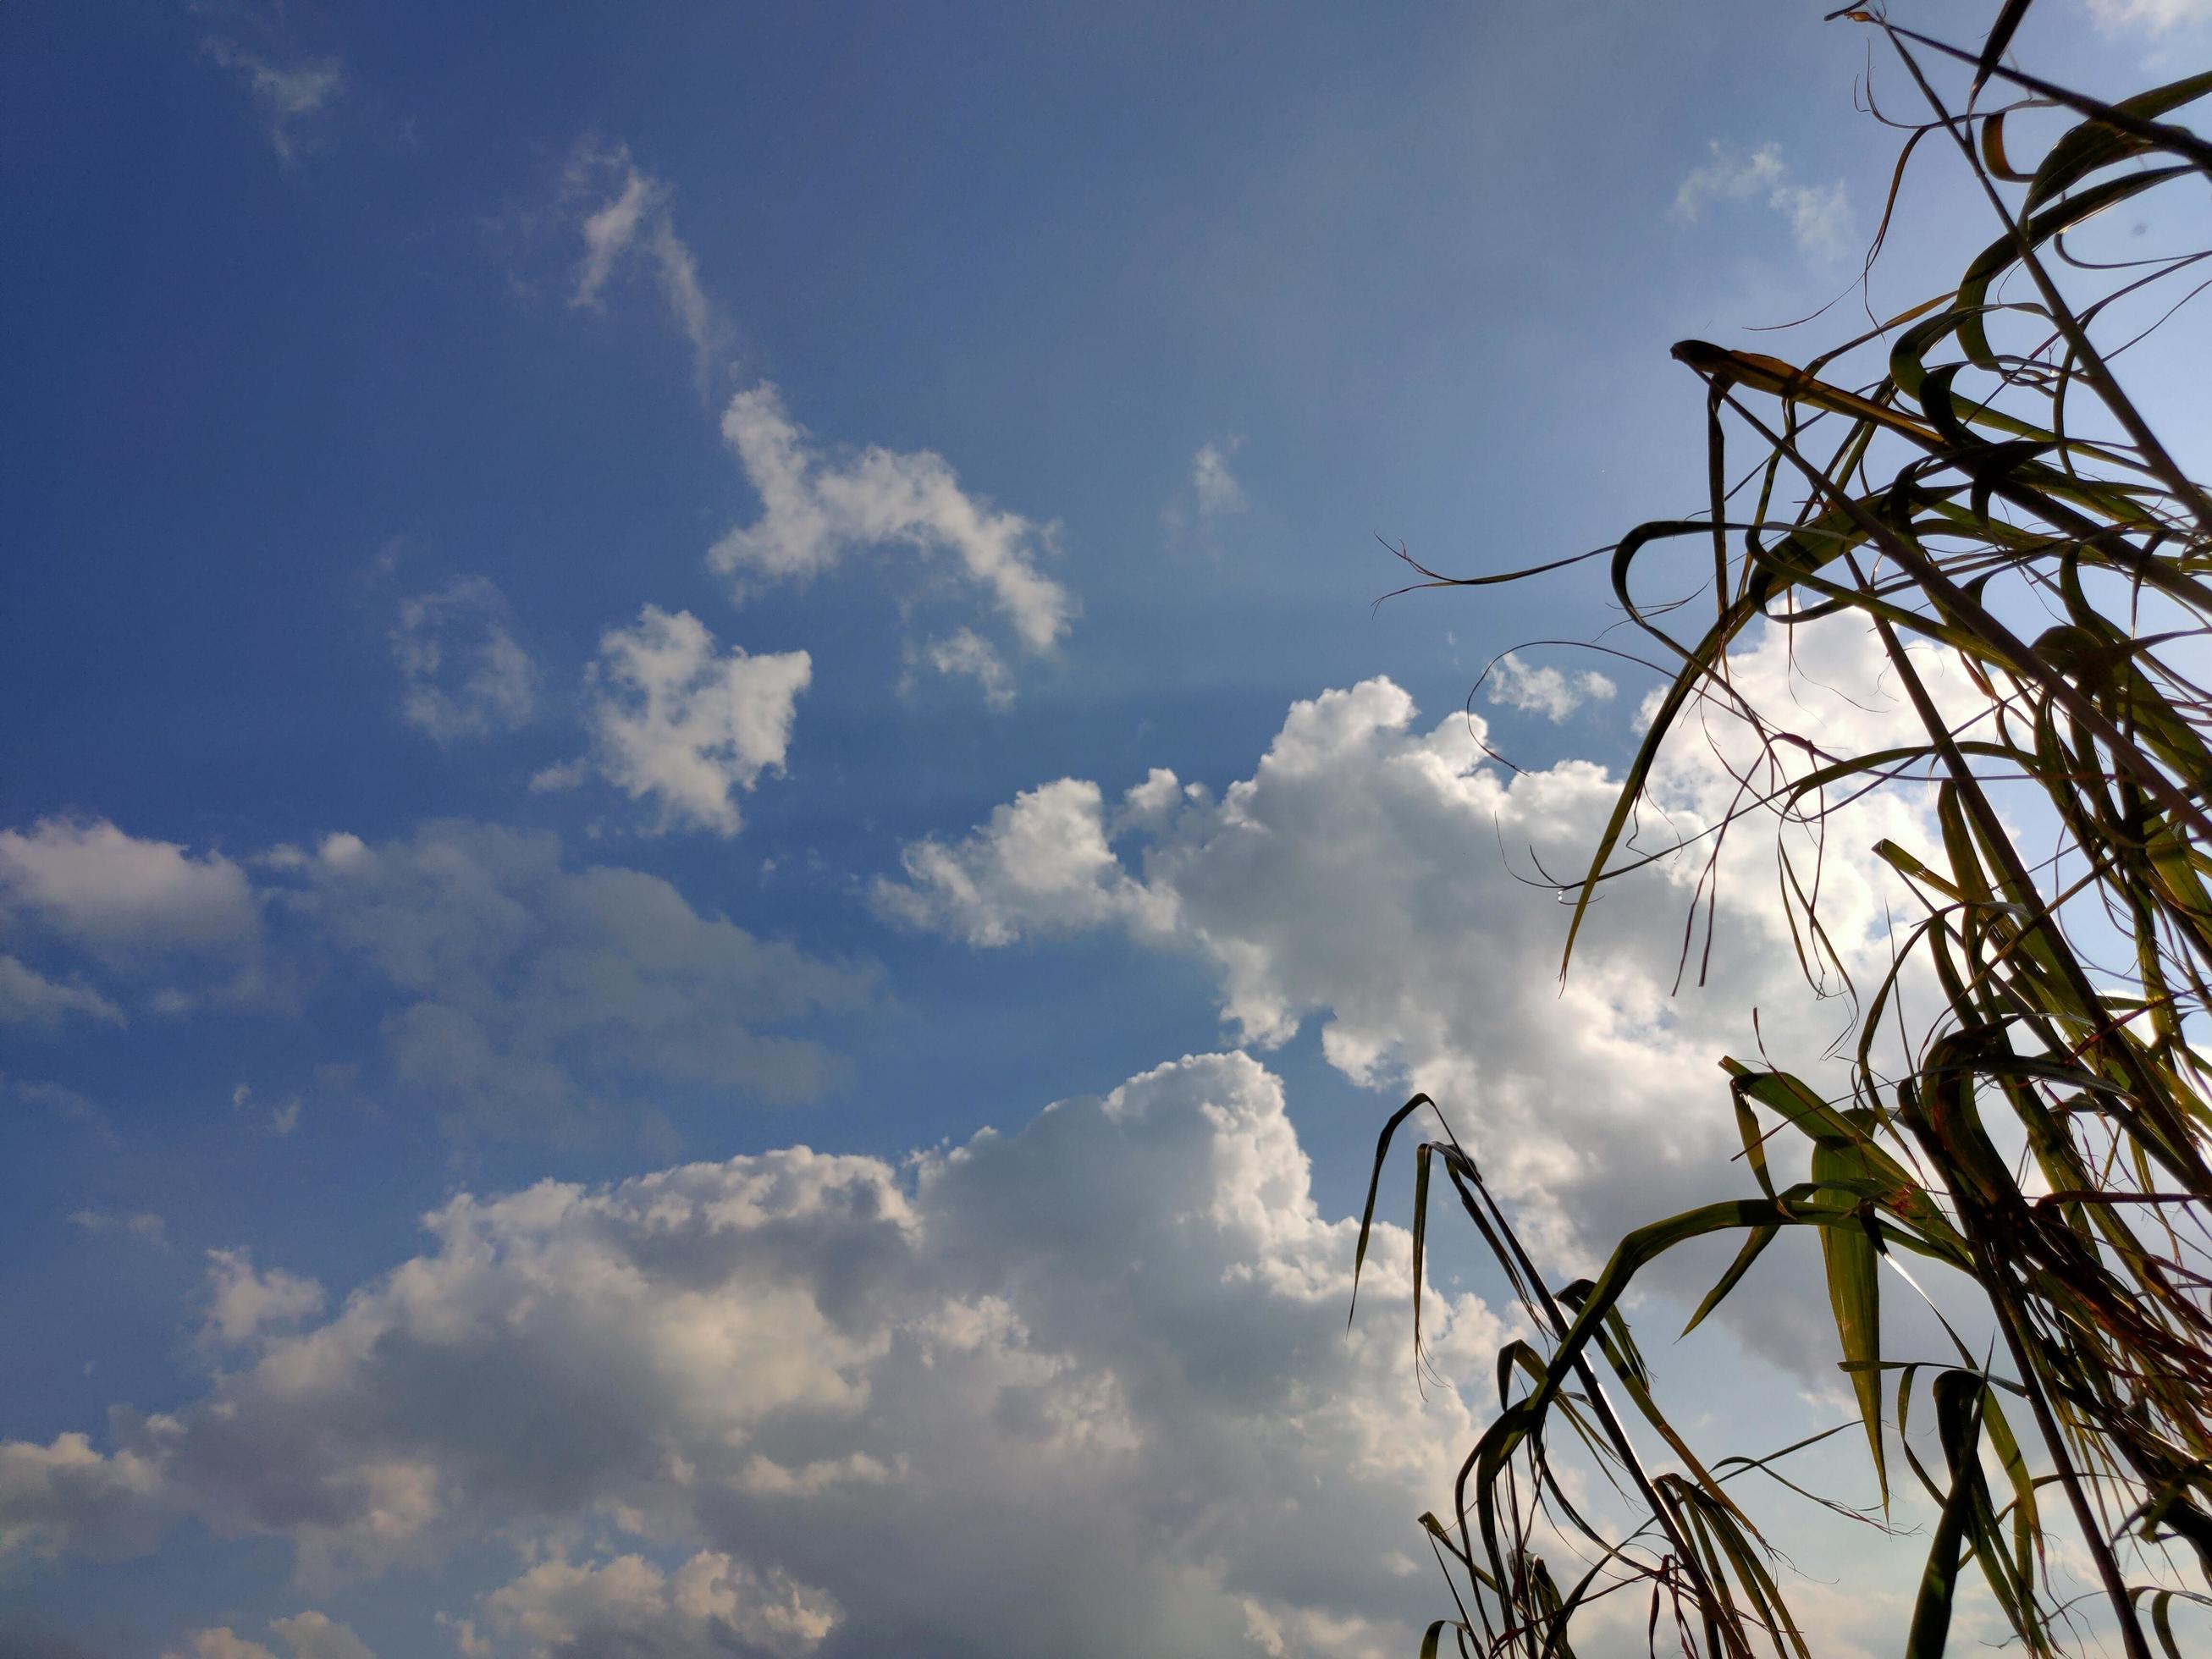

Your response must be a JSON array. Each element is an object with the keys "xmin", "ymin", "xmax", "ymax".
[{"xmin": 3, "ymin": 3, "xmax": 2209, "ymax": 1656}]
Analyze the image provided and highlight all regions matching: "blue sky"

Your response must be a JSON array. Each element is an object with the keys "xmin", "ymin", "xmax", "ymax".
[{"xmin": 4, "ymin": 3, "xmax": 2209, "ymax": 1656}]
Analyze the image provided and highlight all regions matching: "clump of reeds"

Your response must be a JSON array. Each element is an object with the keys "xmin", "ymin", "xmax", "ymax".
[{"xmin": 1356, "ymin": 5, "xmax": 2212, "ymax": 1653}]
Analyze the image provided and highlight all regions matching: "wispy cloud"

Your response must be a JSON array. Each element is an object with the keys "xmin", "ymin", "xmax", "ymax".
[
  {"xmin": 1190, "ymin": 439, "xmax": 1249, "ymax": 518},
  {"xmin": 1161, "ymin": 437, "xmax": 1249, "ymax": 548},
  {"xmin": 389, "ymin": 576, "xmax": 539, "ymax": 743},
  {"xmin": 0, "ymin": 956, "xmax": 124, "ymax": 1030},
  {"xmin": 2086, "ymin": 0, "xmax": 2212, "ymax": 30},
  {"xmin": 68, "ymin": 1210, "xmax": 169, "ymax": 1250},
  {"xmin": 201, "ymin": 39, "xmax": 343, "ymax": 164},
  {"xmin": 562, "ymin": 140, "xmax": 729, "ymax": 383},
  {"xmin": 1674, "ymin": 140, "xmax": 1854, "ymax": 266},
  {"xmin": 916, "ymin": 627, "xmax": 1018, "ymax": 711}
]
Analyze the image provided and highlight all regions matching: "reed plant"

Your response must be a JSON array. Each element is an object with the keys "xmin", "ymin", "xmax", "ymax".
[{"xmin": 1355, "ymin": 5, "xmax": 2212, "ymax": 1652}]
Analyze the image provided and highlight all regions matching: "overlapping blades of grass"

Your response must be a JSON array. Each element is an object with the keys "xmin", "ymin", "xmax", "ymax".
[{"xmin": 1354, "ymin": 7, "xmax": 2212, "ymax": 1654}]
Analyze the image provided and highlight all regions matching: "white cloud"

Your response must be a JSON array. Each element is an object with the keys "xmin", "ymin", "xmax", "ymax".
[
  {"xmin": 268, "ymin": 1613, "xmax": 376, "ymax": 1659},
  {"xmin": 563, "ymin": 141, "xmax": 727, "ymax": 379},
  {"xmin": 391, "ymin": 578, "xmax": 539, "ymax": 743},
  {"xmin": 1673, "ymin": 141, "xmax": 1854, "ymax": 265},
  {"xmin": 0, "ymin": 818, "xmax": 871, "ymax": 1144},
  {"xmin": 167, "ymin": 1632, "xmax": 281, "ymax": 1659},
  {"xmin": 68, "ymin": 1210, "xmax": 169, "ymax": 1248},
  {"xmin": 916, "ymin": 628, "xmax": 1015, "ymax": 711},
  {"xmin": 163, "ymin": 1614, "xmax": 375, "ymax": 1659},
  {"xmin": 200, "ymin": 1248, "xmax": 327, "ymax": 1349},
  {"xmin": 710, "ymin": 383, "xmax": 1074, "ymax": 659},
  {"xmin": 0, "ymin": 1433, "xmax": 167, "ymax": 1559},
  {"xmin": 1191, "ymin": 439, "xmax": 1249, "ymax": 517},
  {"xmin": 874, "ymin": 778, "xmax": 1172, "ymax": 947},
  {"xmin": 483, "ymin": 1552, "xmax": 839, "ymax": 1659},
  {"xmin": 1162, "ymin": 438, "xmax": 1251, "ymax": 548},
  {"xmin": 0, "ymin": 820, "xmax": 260, "ymax": 960},
  {"xmin": 536, "ymin": 606, "xmax": 811, "ymax": 838},
  {"xmin": 9, "ymin": 1078, "xmax": 114, "ymax": 1141},
  {"xmin": 232, "ymin": 1083, "xmax": 305, "ymax": 1138},
  {"xmin": 879, "ymin": 620, "xmax": 1984, "ymax": 1286},
  {"xmin": 2087, "ymin": 0, "xmax": 2212, "ymax": 28},
  {"xmin": 272, "ymin": 821, "xmax": 874, "ymax": 1138},
  {"xmin": 201, "ymin": 41, "xmax": 342, "ymax": 163},
  {"xmin": 0, "ymin": 956, "xmax": 124, "ymax": 1029},
  {"xmin": 0, "ymin": 1052, "xmax": 1499, "ymax": 1655},
  {"xmin": 1482, "ymin": 651, "xmax": 1616, "ymax": 722}
]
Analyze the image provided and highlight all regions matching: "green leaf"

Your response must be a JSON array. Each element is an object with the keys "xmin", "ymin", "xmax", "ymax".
[{"xmin": 1812, "ymin": 1135, "xmax": 1888, "ymax": 1507}]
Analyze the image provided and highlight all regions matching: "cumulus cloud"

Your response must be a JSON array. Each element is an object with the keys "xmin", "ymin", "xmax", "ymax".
[
  {"xmin": 483, "ymin": 1552, "xmax": 839, "ymax": 1659},
  {"xmin": 874, "ymin": 778, "xmax": 1172, "ymax": 947},
  {"xmin": 709, "ymin": 383, "xmax": 1074, "ymax": 670},
  {"xmin": 879, "ymin": 619, "xmax": 1984, "ymax": 1283},
  {"xmin": 270, "ymin": 822, "xmax": 873, "ymax": 1138},
  {"xmin": 1482, "ymin": 651, "xmax": 1616, "ymax": 722},
  {"xmin": 162, "ymin": 1614, "xmax": 374, "ymax": 1659},
  {"xmin": 390, "ymin": 579, "xmax": 539, "ymax": 743},
  {"xmin": 0, "ymin": 1053, "xmax": 1500, "ymax": 1655},
  {"xmin": 201, "ymin": 40, "xmax": 342, "ymax": 163},
  {"xmin": 561, "ymin": 141, "xmax": 727, "ymax": 378},
  {"xmin": 0, "ymin": 1434, "xmax": 168, "ymax": 1560},
  {"xmin": 200, "ymin": 1249, "xmax": 327, "ymax": 1349},
  {"xmin": 1674, "ymin": 141, "xmax": 1854, "ymax": 265},
  {"xmin": 535, "ymin": 606, "xmax": 811, "ymax": 838},
  {"xmin": 0, "ymin": 820, "xmax": 259, "ymax": 960}
]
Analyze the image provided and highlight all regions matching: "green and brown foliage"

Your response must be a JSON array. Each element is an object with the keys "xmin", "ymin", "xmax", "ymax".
[{"xmin": 1355, "ymin": 6, "xmax": 2212, "ymax": 1653}]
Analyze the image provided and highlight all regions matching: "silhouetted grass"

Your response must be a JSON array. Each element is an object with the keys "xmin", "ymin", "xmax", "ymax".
[{"xmin": 1357, "ymin": 6, "xmax": 2212, "ymax": 1654}]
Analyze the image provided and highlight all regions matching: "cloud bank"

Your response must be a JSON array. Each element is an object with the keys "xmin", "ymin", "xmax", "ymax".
[{"xmin": 3, "ymin": 1053, "xmax": 1497, "ymax": 1659}]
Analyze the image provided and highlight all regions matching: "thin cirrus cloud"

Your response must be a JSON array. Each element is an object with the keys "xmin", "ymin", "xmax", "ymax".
[
  {"xmin": 533, "ymin": 605, "xmax": 812, "ymax": 838},
  {"xmin": 0, "ymin": 1050, "xmax": 1503, "ymax": 1657},
  {"xmin": 1672, "ymin": 139, "xmax": 1854, "ymax": 265}
]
